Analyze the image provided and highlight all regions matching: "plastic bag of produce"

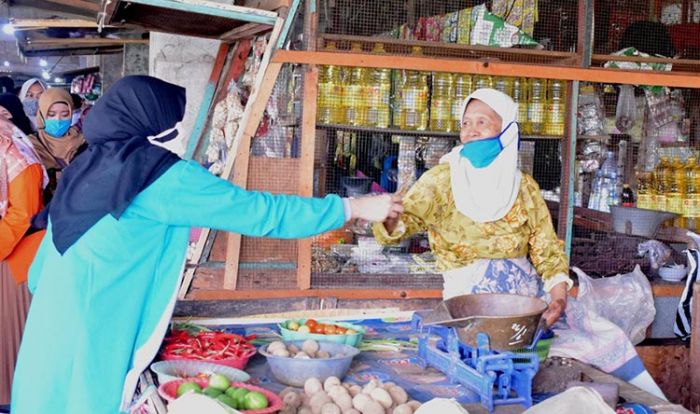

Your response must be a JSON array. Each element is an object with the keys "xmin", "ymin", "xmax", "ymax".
[
  {"xmin": 469, "ymin": 4, "xmax": 540, "ymax": 48},
  {"xmin": 572, "ymin": 265, "xmax": 655, "ymax": 345}
]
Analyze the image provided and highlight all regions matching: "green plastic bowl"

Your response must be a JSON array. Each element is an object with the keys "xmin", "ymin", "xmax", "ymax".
[{"xmin": 278, "ymin": 319, "xmax": 365, "ymax": 347}]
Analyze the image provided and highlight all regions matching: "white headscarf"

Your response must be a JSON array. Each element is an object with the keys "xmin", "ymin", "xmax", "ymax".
[
  {"xmin": 19, "ymin": 78, "xmax": 49, "ymax": 132},
  {"xmin": 440, "ymin": 88, "xmax": 521, "ymax": 223}
]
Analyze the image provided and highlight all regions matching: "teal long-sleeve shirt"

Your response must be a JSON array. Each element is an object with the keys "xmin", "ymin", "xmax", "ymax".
[{"xmin": 13, "ymin": 160, "xmax": 346, "ymax": 414}]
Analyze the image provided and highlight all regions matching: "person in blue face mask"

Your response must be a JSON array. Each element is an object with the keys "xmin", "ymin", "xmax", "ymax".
[
  {"xmin": 27, "ymin": 88, "xmax": 86, "ymax": 202},
  {"xmin": 373, "ymin": 88, "xmax": 667, "ymax": 399}
]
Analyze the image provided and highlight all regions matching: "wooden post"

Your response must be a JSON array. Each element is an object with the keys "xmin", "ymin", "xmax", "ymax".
[
  {"xmin": 222, "ymin": 18, "xmax": 286, "ymax": 290},
  {"xmin": 690, "ymin": 282, "xmax": 700, "ymax": 409},
  {"xmin": 296, "ymin": 0, "xmax": 319, "ymax": 290}
]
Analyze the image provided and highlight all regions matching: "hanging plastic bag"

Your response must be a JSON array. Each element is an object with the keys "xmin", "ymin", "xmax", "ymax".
[
  {"xmin": 615, "ymin": 85, "xmax": 637, "ymax": 133},
  {"xmin": 638, "ymin": 240, "xmax": 672, "ymax": 271},
  {"xmin": 573, "ymin": 265, "xmax": 655, "ymax": 345}
]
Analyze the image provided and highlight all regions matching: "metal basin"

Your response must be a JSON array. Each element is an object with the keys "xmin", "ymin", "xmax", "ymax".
[{"xmin": 425, "ymin": 293, "xmax": 548, "ymax": 351}]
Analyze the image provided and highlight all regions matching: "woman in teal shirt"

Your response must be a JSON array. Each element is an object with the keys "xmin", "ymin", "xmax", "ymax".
[{"xmin": 11, "ymin": 76, "xmax": 402, "ymax": 414}]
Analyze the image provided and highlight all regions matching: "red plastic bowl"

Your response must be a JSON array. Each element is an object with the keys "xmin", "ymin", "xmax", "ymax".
[
  {"xmin": 159, "ymin": 348, "xmax": 255, "ymax": 370},
  {"xmin": 158, "ymin": 379, "xmax": 282, "ymax": 414}
]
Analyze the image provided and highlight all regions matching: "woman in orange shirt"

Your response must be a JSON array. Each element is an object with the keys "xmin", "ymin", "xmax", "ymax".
[{"xmin": 0, "ymin": 94, "xmax": 47, "ymax": 404}]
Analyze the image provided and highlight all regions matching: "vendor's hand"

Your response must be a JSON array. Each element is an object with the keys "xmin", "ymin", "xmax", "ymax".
[
  {"xmin": 350, "ymin": 194, "xmax": 403, "ymax": 223},
  {"xmin": 543, "ymin": 282, "xmax": 568, "ymax": 327}
]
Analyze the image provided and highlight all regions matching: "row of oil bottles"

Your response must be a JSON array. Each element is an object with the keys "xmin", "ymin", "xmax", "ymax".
[
  {"xmin": 317, "ymin": 44, "xmax": 567, "ymax": 136},
  {"xmin": 636, "ymin": 155, "xmax": 700, "ymax": 229}
]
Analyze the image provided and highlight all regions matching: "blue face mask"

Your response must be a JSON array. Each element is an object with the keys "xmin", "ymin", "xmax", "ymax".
[
  {"xmin": 459, "ymin": 122, "xmax": 518, "ymax": 168},
  {"xmin": 44, "ymin": 119, "xmax": 72, "ymax": 138}
]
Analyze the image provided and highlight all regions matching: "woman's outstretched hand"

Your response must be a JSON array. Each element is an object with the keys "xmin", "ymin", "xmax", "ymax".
[
  {"xmin": 350, "ymin": 194, "xmax": 403, "ymax": 223},
  {"xmin": 543, "ymin": 282, "xmax": 568, "ymax": 327}
]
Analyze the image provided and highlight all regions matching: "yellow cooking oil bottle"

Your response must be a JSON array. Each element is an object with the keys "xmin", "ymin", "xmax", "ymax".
[
  {"xmin": 683, "ymin": 156, "xmax": 698, "ymax": 229},
  {"xmin": 527, "ymin": 78, "xmax": 546, "ymax": 135},
  {"xmin": 430, "ymin": 72, "xmax": 454, "ymax": 132},
  {"xmin": 342, "ymin": 43, "xmax": 367, "ymax": 126},
  {"xmin": 316, "ymin": 41, "xmax": 343, "ymax": 124},
  {"xmin": 493, "ymin": 76, "xmax": 514, "ymax": 96},
  {"xmin": 473, "ymin": 74, "xmax": 493, "ymax": 90},
  {"xmin": 512, "ymin": 78, "xmax": 528, "ymax": 127},
  {"xmin": 452, "ymin": 73, "xmax": 473, "ymax": 131},
  {"xmin": 400, "ymin": 70, "xmax": 429, "ymax": 130},
  {"xmin": 363, "ymin": 43, "xmax": 391, "ymax": 128},
  {"xmin": 668, "ymin": 156, "xmax": 686, "ymax": 227},
  {"xmin": 653, "ymin": 156, "xmax": 672, "ymax": 212},
  {"xmin": 635, "ymin": 169, "xmax": 652, "ymax": 210},
  {"xmin": 545, "ymin": 79, "xmax": 566, "ymax": 136}
]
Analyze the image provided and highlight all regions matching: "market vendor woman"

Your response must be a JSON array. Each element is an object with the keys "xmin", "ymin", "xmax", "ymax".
[
  {"xmin": 11, "ymin": 76, "xmax": 402, "ymax": 414},
  {"xmin": 375, "ymin": 88, "xmax": 569, "ymax": 325},
  {"xmin": 374, "ymin": 88, "xmax": 665, "ymax": 398}
]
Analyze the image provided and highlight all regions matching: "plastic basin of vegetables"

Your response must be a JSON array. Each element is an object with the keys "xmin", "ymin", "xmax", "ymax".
[
  {"xmin": 160, "ymin": 330, "xmax": 257, "ymax": 370},
  {"xmin": 278, "ymin": 319, "xmax": 365, "ymax": 347},
  {"xmin": 259, "ymin": 340, "xmax": 360, "ymax": 387},
  {"xmin": 159, "ymin": 378, "xmax": 283, "ymax": 414},
  {"xmin": 150, "ymin": 360, "xmax": 251, "ymax": 384}
]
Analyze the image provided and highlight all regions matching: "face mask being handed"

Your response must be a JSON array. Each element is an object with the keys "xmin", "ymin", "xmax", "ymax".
[
  {"xmin": 23, "ymin": 98, "xmax": 39, "ymax": 117},
  {"xmin": 44, "ymin": 119, "xmax": 72, "ymax": 138},
  {"xmin": 459, "ymin": 122, "xmax": 516, "ymax": 168}
]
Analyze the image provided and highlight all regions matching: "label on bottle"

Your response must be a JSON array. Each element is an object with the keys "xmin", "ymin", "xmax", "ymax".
[
  {"xmin": 405, "ymin": 111, "xmax": 417, "ymax": 128},
  {"xmin": 654, "ymin": 194, "xmax": 667, "ymax": 211},
  {"xmin": 685, "ymin": 197, "xmax": 700, "ymax": 218},
  {"xmin": 667, "ymin": 193, "xmax": 682, "ymax": 214},
  {"xmin": 637, "ymin": 194, "xmax": 651, "ymax": 210}
]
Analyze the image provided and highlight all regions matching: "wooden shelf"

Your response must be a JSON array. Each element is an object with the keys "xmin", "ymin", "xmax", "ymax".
[{"xmin": 317, "ymin": 123, "xmax": 563, "ymax": 140}]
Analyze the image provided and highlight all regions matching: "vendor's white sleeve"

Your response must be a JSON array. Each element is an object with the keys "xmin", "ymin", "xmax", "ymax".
[{"xmin": 543, "ymin": 272, "xmax": 574, "ymax": 293}]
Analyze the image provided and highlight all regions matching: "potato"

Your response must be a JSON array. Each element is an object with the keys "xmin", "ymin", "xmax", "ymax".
[
  {"xmin": 406, "ymin": 401, "xmax": 422, "ymax": 411},
  {"xmin": 327, "ymin": 385, "xmax": 347, "ymax": 399},
  {"xmin": 324, "ymin": 376, "xmax": 342, "ymax": 392},
  {"xmin": 273, "ymin": 349, "xmax": 291, "ymax": 357},
  {"xmin": 348, "ymin": 385, "xmax": 362, "ymax": 397},
  {"xmin": 344, "ymin": 410, "xmax": 361, "ymax": 414},
  {"xmin": 387, "ymin": 386, "xmax": 408, "ymax": 405},
  {"xmin": 352, "ymin": 393, "xmax": 373, "ymax": 411},
  {"xmin": 369, "ymin": 388, "xmax": 393, "ymax": 409},
  {"xmin": 320, "ymin": 402, "xmax": 341, "ymax": 414},
  {"xmin": 282, "ymin": 391, "xmax": 302, "ymax": 408},
  {"xmin": 268, "ymin": 340, "xmax": 287, "ymax": 353},
  {"xmin": 279, "ymin": 387, "xmax": 298, "ymax": 399},
  {"xmin": 295, "ymin": 351, "xmax": 311, "ymax": 359},
  {"xmin": 279, "ymin": 408, "xmax": 296, "ymax": 414},
  {"xmin": 316, "ymin": 350, "xmax": 331, "ymax": 359},
  {"xmin": 362, "ymin": 379, "xmax": 381, "ymax": 395},
  {"xmin": 330, "ymin": 392, "xmax": 352, "ymax": 411},
  {"xmin": 392, "ymin": 404, "xmax": 413, "ymax": 414},
  {"xmin": 298, "ymin": 407, "xmax": 313, "ymax": 414},
  {"xmin": 383, "ymin": 382, "xmax": 396, "ymax": 389},
  {"xmin": 309, "ymin": 391, "xmax": 332, "ymax": 409},
  {"xmin": 288, "ymin": 344, "xmax": 300, "ymax": 354},
  {"xmin": 360, "ymin": 400, "xmax": 385, "ymax": 414},
  {"xmin": 305, "ymin": 378, "xmax": 324, "ymax": 396},
  {"xmin": 302, "ymin": 339, "xmax": 320, "ymax": 355}
]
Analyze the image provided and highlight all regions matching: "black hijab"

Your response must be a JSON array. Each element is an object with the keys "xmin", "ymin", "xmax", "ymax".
[
  {"xmin": 35, "ymin": 76, "xmax": 185, "ymax": 254},
  {"xmin": 0, "ymin": 93, "xmax": 33, "ymax": 135}
]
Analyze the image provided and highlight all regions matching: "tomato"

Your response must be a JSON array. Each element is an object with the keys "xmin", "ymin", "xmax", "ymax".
[
  {"xmin": 324, "ymin": 325, "xmax": 337, "ymax": 335},
  {"xmin": 305, "ymin": 319, "xmax": 318, "ymax": 328},
  {"xmin": 176, "ymin": 382, "xmax": 202, "ymax": 397},
  {"xmin": 208, "ymin": 374, "xmax": 230, "ymax": 391},
  {"xmin": 311, "ymin": 324, "xmax": 325, "ymax": 334},
  {"xmin": 335, "ymin": 327, "xmax": 347, "ymax": 334}
]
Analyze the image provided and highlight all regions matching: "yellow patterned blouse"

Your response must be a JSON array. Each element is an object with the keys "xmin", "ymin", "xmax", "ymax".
[{"xmin": 373, "ymin": 164, "xmax": 570, "ymax": 288}]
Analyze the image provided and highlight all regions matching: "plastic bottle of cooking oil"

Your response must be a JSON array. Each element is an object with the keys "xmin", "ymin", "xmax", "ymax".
[
  {"xmin": 391, "ymin": 70, "xmax": 404, "ymax": 128},
  {"xmin": 654, "ymin": 156, "xmax": 672, "ymax": 212},
  {"xmin": 452, "ymin": 73, "xmax": 473, "ymax": 131},
  {"xmin": 430, "ymin": 72, "xmax": 454, "ymax": 132},
  {"xmin": 635, "ymin": 170, "xmax": 652, "ymax": 210},
  {"xmin": 316, "ymin": 42, "xmax": 343, "ymax": 124},
  {"xmin": 684, "ymin": 156, "xmax": 698, "ymax": 229},
  {"xmin": 364, "ymin": 43, "xmax": 391, "ymax": 128},
  {"xmin": 513, "ymin": 78, "xmax": 528, "ymax": 126},
  {"xmin": 473, "ymin": 74, "xmax": 493, "ymax": 90},
  {"xmin": 668, "ymin": 156, "xmax": 686, "ymax": 226},
  {"xmin": 343, "ymin": 43, "xmax": 367, "ymax": 126},
  {"xmin": 400, "ymin": 70, "xmax": 429, "ymax": 130},
  {"xmin": 493, "ymin": 76, "xmax": 514, "ymax": 96},
  {"xmin": 527, "ymin": 78, "xmax": 546, "ymax": 135},
  {"xmin": 545, "ymin": 79, "xmax": 566, "ymax": 136}
]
